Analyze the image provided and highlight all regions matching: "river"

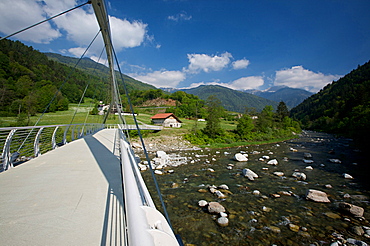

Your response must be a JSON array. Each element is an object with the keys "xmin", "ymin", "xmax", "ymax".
[{"xmin": 141, "ymin": 131, "xmax": 370, "ymax": 245}]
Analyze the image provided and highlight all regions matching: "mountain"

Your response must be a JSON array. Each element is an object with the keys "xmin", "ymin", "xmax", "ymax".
[
  {"xmin": 290, "ymin": 60, "xmax": 370, "ymax": 148},
  {"xmin": 45, "ymin": 52, "xmax": 155, "ymax": 91},
  {"xmin": 245, "ymin": 86, "xmax": 313, "ymax": 108},
  {"xmin": 181, "ymin": 85, "xmax": 279, "ymax": 113}
]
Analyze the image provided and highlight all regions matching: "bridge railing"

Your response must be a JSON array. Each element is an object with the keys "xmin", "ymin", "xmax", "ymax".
[
  {"xmin": 117, "ymin": 125, "xmax": 179, "ymax": 246},
  {"xmin": 105, "ymin": 123, "xmax": 163, "ymax": 131},
  {"xmin": 0, "ymin": 123, "xmax": 104, "ymax": 172}
]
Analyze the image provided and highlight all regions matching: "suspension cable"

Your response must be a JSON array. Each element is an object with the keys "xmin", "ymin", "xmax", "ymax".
[
  {"xmin": 0, "ymin": 1, "xmax": 92, "ymax": 41},
  {"xmin": 17, "ymin": 29, "xmax": 101, "ymax": 152},
  {"xmin": 111, "ymin": 46, "xmax": 174, "ymax": 231}
]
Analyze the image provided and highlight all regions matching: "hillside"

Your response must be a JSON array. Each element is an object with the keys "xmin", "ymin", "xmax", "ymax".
[
  {"xmin": 291, "ymin": 60, "xmax": 370, "ymax": 147},
  {"xmin": 45, "ymin": 53, "xmax": 155, "ymax": 91},
  {"xmin": 0, "ymin": 39, "xmax": 155, "ymax": 118},
  {"xmin": 182, "ymin": 85, "xmax": 279, "ymax": 112},
  {"xmin": 246, "ymin": 86, "xmax": 313, "ymax": 108}
]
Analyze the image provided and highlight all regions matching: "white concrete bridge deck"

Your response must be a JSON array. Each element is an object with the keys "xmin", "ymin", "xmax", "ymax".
[{"xmin": 0, "ymin": 129, "xmax": 125, "ymax": 245}]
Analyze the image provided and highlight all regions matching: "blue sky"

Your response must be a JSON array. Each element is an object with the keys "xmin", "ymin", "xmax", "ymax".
[{"xmin": 1, "ymin": 0, "xmax": 369, "ymax": 92}]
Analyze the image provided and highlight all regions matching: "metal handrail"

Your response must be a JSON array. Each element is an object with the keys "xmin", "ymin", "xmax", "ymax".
[
  {"xmin": 117, "ymin": 125, "xmax": 179, "ymax": 246},
  {"xmin": 0, "ymin": 123, "xmax": 104, "ymax": 172},
  {"xmin": 105, "ymin": 124, "xmax": 163, "ymax": 131}
]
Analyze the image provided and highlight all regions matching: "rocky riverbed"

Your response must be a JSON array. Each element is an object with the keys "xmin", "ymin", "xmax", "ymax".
[{"xmin": 138, "ymin": 131, "xmax": 370, "ymax": 246}]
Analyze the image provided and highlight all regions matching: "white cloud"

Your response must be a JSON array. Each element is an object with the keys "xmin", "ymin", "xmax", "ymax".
[
  {"xmin": 110, "ymin": 17, "xmax": 147, "ymax": 50},
  {"xmin": 232, "ymin": 59, "xmax": 250, "ymax": 70},
  {"xmin": 0, "ymin": 0, "xmax": 148, "ymax": 57},
  {"xmin": 130, "ymin": 70, "xmax": 186, "ymax": 88},
  {"xmin": 230, "ymin": 76, "xmax": 264, "ymax": 90},
  {"xmin": 274, "ymin": 66, "xmax": 341, "ymax": 92},
  {"xmin": 186, "ymin": 52, "xmax": 232, "ymax": 73},
  {"xmin": 0, "ymin": 0, "xmax": 61, "ymax": 43},
  {"xmin": 168, "ymin": 11, "xmax": 192, "ymax": 21}
]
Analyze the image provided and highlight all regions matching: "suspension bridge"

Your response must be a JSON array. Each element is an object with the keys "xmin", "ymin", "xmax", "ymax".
[{"xmin": 0, "ymin": 1, "xmax": 181, "ymax": 245}]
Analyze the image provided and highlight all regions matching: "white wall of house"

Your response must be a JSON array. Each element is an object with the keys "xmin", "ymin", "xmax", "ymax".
[
  {"xmin": 152, "ymin": 117, "xmax": 181, "ymax": 127},
  {"xmin": 163, "ymin": 118, "xmax": 181, "ymax": 128}
]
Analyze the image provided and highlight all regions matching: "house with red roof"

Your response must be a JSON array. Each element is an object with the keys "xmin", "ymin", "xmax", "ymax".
[{"xmin": 150, "ymin": 113, "xmax": 182, "ymax": 128}]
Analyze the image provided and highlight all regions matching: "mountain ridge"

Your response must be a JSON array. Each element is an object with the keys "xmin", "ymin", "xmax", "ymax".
[{"xmin": 181, "ymin": 85, "xmax": 279, "ymax": 113}]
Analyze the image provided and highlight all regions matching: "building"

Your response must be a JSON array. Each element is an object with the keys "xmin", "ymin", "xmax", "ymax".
[{"xmin": 150, "ymin": 113, "xmax": 182, "ymax": 128}]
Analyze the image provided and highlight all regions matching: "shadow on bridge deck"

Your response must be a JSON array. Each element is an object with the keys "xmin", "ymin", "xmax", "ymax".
[{"xmin": 0, "ymin": 129, "xmax": 126, "ymax": 245}]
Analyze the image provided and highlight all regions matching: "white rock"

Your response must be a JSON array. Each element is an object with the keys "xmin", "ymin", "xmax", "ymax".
[
  {"xmin": 209, "ymin": 187, "xmax": 217, "ymax": 194},
  {"xmin": 198, "ymin": 200, "xmax": 208, "ymax": 207},
  {"xmin": 138, "ymin": 164, "xmax": 148, "ymax": 171},
  {"xmin": 274, "ymin": 172, "xmax": 285, "ymax": 177},
  {"xmin": 227, "ymin": 166, "xmax": 233, "ymax": 170},
  {"xmin": 154, "ymin": 170, "xmax": 163, "ymax": 175},
  {"xmin": 343, "ymin": 173, "xmax": 354, "ymax": 179},
  {"xmin": 215, "ymin": 190, "xmax": 227, "ymax": 198},
  {"xmin": 242, "ymin": 168, "xmax": 259, "ymax": 180},
  {"xmin": 207, "ymin": 168, "xmax": 215, "ymax": 172},
  {"xmin": 217, "ymin": 217, "xmax": 229, "ymax": 227},
  {"xmin": 306, "ymin": 189, "xmax": 330, "ymax": 203},
  {"xmin": 218, "ymin": 184, "xmax": 229, "ymax": 190},
  {"xmin": 343, "ymin": 193, "xmax": 351, "ymax": 198},
  {"xmin": 234, "ymin": 153, "xmax": 248, "ymax": 162},
  {"xmin": 267, "ymin": 159, "xmax": 278, "ymax": 165},
  {"xmin": 303, "ymin": 159, "xmax": 314, "ymax": 164},
  {"xmin": 220, "ymin": 212, "xmax": 228, "ymax": 217},
  {"xmin": 305, "ymin": 166, "xmax": 314, "ymax": 170},
  {"xmin": 292, "ymin": 172, "xmax": 307, "ymax": 180},
  {"xmin": 329, "ymin": 159, "xmax": 341, "ymax": 163},
  {"xmin": 303, "ymin": 152, "xmax": 312, "ymax": 158},
  {"xmin": 262, "ymin": 155, "xmax": 270, "ymax": 160},
  {"xmin": 252, "ymin": 190, "xmax": 261, "ymax": 196},
  {"xmin": 156, "ymin": 150, "xmax": 167, "ymax": 158}
]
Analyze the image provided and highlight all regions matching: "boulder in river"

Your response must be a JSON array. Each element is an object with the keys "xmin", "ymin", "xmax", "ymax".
[
  {"xmin": 304, "ymin": 152, "xmax": 312, "ymax": 158},
  {"xmin": 242, "ymin": 168, "xmax": 259, "ymax": 181},
  {"xmin": 292, "ymin": 172, "xmax": 307, "ymax": 180},
  {"xmin": 198, "ymin": 200, "xmax": 208, "ymax": 207},
  {"xmin": 208, "ymin": 202, "xmax": 226, "ymax": 214},
  {"xmin": 267, "ymin": 159, "xmax": 278, "ymax": 165},
  {"xmin": 234, "ymin": 153, "xmax": 248, "ymax": 162},
  {"xmin": 343, "ymin": 173, "xmax": 354, "ymax": 179},
  {"xmin": 156, "ymin": 150, "xmax": 168, "ymax": 158},
  {"xmin": 306, "ymin": 189, "xmax": 330, "ymax": 203},
  {"xmin": 338, "ymin": 202, "xmax": 364, "ymax": 217},
  {"xmin": 273, "ymin": 172, "xmax": 285, "ymax": 177},
  {"xmin": 217, "ymin": 216, "xmax": 229, "ymax": 227}
]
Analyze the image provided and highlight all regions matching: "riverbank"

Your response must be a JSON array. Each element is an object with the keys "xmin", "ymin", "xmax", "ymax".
[{"xmin": 131, "ymin": 129, "xmax": 299, "ymax": 152}]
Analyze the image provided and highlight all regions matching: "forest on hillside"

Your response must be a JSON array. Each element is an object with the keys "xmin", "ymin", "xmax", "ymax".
[
  {"xmin": 291, "ymin": 60, "xmax": 370, "ymax": 147},
  {"xmin": 0, "ymin": 39, "xmax": 156, "ymax": 120},
  {"xmin": 0, "ymin": 39, "xmax": 111, "ymax": 117}
]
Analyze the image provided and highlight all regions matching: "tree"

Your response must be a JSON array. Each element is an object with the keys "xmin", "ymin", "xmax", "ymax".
[
  {"xmin": 255, "ymin": 105, "xmax": 274, "ymax": 132},
  {"xmin": 236, "ymin": 112, "xmax": 255, "ymax": 140},
  {"xmin": 202, "ymin": 95, "xmax": 225, "ymax": 138},
  {"xmin": 276, "ymin": 101, "xmax": 289, "ymax": 121}
]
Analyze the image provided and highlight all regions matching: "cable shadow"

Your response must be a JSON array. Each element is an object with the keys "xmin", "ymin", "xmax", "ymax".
[{"xmin": 83, "ymin": 134, "xmax": 126, "ymax": 246}]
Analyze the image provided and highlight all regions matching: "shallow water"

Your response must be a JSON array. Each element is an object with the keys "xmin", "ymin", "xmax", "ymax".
[{"xmin": 141, "ymin": 131, "xmax": 370, "ymax": 245}]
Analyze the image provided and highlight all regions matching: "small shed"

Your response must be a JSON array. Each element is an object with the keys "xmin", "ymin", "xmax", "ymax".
[{"xmin": 150, "ymin": 113, "xmax": 182, "ymax": 128}]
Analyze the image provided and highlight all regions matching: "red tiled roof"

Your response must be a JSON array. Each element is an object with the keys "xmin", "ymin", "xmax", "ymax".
[{"xmin": 150, "ymin": 113, "xmax": 182, "ymax": 122}]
